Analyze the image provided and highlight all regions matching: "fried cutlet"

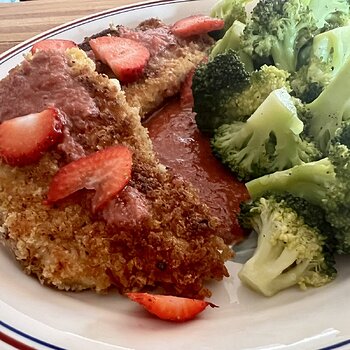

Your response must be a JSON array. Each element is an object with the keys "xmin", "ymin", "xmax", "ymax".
[
  {"xmin": 79, "ymin": 18, "xmax": 212, "ymax": 118},
  {"xmin": 0, "ymin": 48, "xmax": 232, "ymax": 298}
]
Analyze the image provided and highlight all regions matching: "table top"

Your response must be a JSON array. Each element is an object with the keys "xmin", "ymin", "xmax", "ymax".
[{"xmin": 0, "ymin": 0, "xmax": 141, "ymax": 54}]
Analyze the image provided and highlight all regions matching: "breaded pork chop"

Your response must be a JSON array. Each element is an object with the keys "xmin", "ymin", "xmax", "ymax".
[
  {"xmin": 79, "ymin": 18, "xmax": 212, "ymax": 118},
  {"xmin": 0, "ymin": 48, "xmax": 232, "ymax": 298}
]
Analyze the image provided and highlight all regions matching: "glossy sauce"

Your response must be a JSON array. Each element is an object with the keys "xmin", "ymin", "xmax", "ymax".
[{"xmin": 145, "ymin": 99, "xmax": 249, "ymax": 244}]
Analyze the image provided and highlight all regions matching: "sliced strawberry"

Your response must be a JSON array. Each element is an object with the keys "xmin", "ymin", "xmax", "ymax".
[
  {"xmin": 46, "ymin": 145, "xmax": 132, "ymax": 212},
  {"xmin": 31, "ymin": 39, "xmax": 77, "ymax": 54},
  {"xmin": 126, "ymin": 293, "xmax": 217, "ymax": 322},
  {"xmin": 0, "ymin": 108, "xmax": 63, "ymax": 167},
  {"xmin": 89, "ymin": 36, "xmax": 150, "ymax": 84},
  {"xmin": 171, "ymin": 15, "xmax": 225, "ymax": 38}
]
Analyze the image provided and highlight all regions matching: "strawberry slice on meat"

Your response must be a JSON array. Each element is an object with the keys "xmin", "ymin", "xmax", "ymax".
[
  {"xmin": 46, "ymin": 145, "xmax": 133, "ymax": 212},
  {"xmin": 126, "ymin": 292, "xmax": 218, "ymax": 322},
  {"xmin": 89, "ymin": 36, "xmax": 150, "ymax": 84},
  {"xmin": 0, "ymin": 107, "xmax": 64, "ymax": 166},
  {"xmin": 31, "ymin": 39, "xmax": 77, "ymax": 54},
  {"xmin": 171, "ymin": 15, "xmax": 225, "ymax": 38}
]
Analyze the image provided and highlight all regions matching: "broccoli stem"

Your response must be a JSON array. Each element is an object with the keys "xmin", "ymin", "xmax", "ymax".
[
  {"xmin": 238, "ymin": 246, "xmax": 303, "ymax": 296},
  {"xmin": 246, "ymin": 157, "xmax": 336, "ymax": 203},
  {"xmin": 308, "ymin": 57, "xmax": 350, "ymax": 151},
  {"xmin": 270, "ymin": 27, "xmax": 298, "ymax": 72}
]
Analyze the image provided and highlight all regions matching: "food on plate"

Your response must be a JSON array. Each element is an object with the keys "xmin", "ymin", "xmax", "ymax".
[
  {"xmin": 79, "ymin": 16, "xmax": 223, "ymax": 117},
  {"xmin": 238, "ymin": 194, "xmax": 336, "ymax": 296},
  {"xmin": 192, "ymin": 49, "xmax": 290, "ymax": 135},
  {"xmin": 145, "ymin": 95, "xmax": 249, "ymax": 245},
  {"xmin": 89, "ymin": 36, "xmax": 150, "ymax": 84},
  {"xmin": 211, "ymin": 86, "xmax": 321, "ymax": 181},
  {"xmin": 246, "ymin": 140, "xmax": 350, "ymax": 255},
  {"xmin": 170, "ymin": 15, "xmax": 225, "ymax": 38},
  {"xmin": 0, "ymin": 35, "xmax": 233, "ymax": 299},
  {"xmin": 194, "ymin": 0, "xmax": 350, "ymax": 295},
  {"xmin": 45, "ymin": 145, "xmax": 133, "ymax": 213},
  {"xmin": 127, "ymin": 292, "xmax": 217, "ymax": 321},
  {"xmin": 0, "ymin": 107, "xmax": 64, "ymax": 166},
  {"xmin": 31, "ymin": 39, "xmax": 77, "ymax": 54}
]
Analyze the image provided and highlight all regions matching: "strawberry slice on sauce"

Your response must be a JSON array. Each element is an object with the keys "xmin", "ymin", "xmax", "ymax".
[
  {"xmin": 171, "ymin": 15, "xmax": 225, "ymax": 38},
  {"xmin": 46, "ymin": 145, "xmax": 132, "ymax": 212},
  {"xmin": 0, "ymin": 108, "xmax": 63, "ymax": 167},
  {"xmin": 31, "ymin": 39, "xmax": 77, "ymax": 54},
  {"xmin": 89, "ymin": 36, "xmax": 150, "ymax": 84},
  {"xmin": 126, "ymin": 293, "xmax": 218, "ymax": 322}
]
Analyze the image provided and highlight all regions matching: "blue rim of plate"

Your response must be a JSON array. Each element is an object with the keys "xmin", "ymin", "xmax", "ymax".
[
  {"xmin": 0, "ymin": 321, "xmax": 65, "ymax": 350},
  {"xmin": 2, "ymin": 317, "xmax": 350, "ymax": 350},
  {"xmin": 1, "ymin": 0, "xmax": 350, "ymax": 349}
]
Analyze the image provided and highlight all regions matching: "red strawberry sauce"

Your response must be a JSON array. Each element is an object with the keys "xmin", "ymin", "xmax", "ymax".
[
  {"xmin": 0, "ymin": 51, "xmax": 99, "ymax": 161},
  {"xmin": 145, "ymin": 99, "xmax": 249, "ymax": 244}
]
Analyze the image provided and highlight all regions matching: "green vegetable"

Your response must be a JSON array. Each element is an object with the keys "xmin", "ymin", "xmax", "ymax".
[
  {"xmin": 200, "ymin": 0, "xmax": 350, "ymax": 297},
  {"xmin": 210, "ymin": 0, "xmax": 249, "ymax": 39},
  {"xmin": 193, "ymin": 50, "xmax": 290, "ymax": 134},
  {"xmin": 240, "ymin": 0, "xmax": 350, "ymax": 73},
  {"xmin": 305, "ymin": 0, "xmax": 350, "ymax": 30},
  {"xmin": 238, "ymin": 194, "xmax": 336, "ymax": 296},
  {"xmin": 211, "ymin": 88, "xmax": 321, "ymax": 181},
  {"xmin": 306, "ymin": 57, "xmax": 350, "ymax": 152},
  {"xmin": 210, "ymin": 20, "xmax": 254, "ymax": 71},
  {"xmin": 241, "ymin": 0, "xmax": 317, "ymax": 72},
  {"xmin": 246, "ymin": 143, "xmax": 350, "ymax": 254},
  {"xmin": 291, "ymin": 25, "xmax": 350, "ymax": 102},
  {"xmin": 192, "ymin": 50, "xmax": 250, "ymax": 134}
]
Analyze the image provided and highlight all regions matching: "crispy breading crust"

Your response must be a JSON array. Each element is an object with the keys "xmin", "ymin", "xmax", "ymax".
[
  {"xmin": 0, "ymin": 49, "xmax": 232, "ymax": 298},
  {"xmin": 124, "ymin": 43, "xmax": 208, "ymax": 117}
]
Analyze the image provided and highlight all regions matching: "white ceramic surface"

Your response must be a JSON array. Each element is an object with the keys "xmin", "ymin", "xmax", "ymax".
[{"xmin": 1, "ymin": 1, "xmax": 350, "ymax": 349}]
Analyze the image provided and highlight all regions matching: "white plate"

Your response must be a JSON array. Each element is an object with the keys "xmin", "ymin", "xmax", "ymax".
[{"xmin": 1, "ymin": 1, "xmax": 350, "ymax": 349}]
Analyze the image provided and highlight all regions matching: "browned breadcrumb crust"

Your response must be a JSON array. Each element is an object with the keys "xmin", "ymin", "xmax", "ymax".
[
  {"xmin": 79, "ymin": 18, "xmax": 212, "ymax": 118},
  {"xmin": 0, "ymin": 49, "xmax": 232, "ymax": 298},
  {"xmin": 124, "ymin": 42, "xmax": 209, "ymax": 117}
]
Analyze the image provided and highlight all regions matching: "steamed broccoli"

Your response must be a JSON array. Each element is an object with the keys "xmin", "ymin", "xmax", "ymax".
[
  {"xmin": 211, "ymin": 88, "xmax": 321, "ymax": 181},
  {"xmin": 246, "ymin": 143, "xmax": 350, "ymax": 254},
  {"xmin": 306, "ymin": 0, "xmax": 350, "ymax": 30},
  {"xmin": 210, "ymin": 20, "xmax": 245, "ymax": 57},
  {"xmin": 192, "ymin": 50, "xmax": 250, "ymax": 134},
  {"xmin": 193, "ymin": 50, "xmax": 290, "ymax": 134},
  {"xmin": 305, "ymin": 56, "xmax": 350, "ymax": 152},
  {"xmin": 291, "ymin": 25, "xmax": 350, "ymax": 102},
  {"xmin": 210, "ymin": 20, "xmax": 254, "ymax": 71},
  {"xmin": 238, "ymin": 194, "xmax": 336, "ymax": 296},
  {"xmin": 210, "ymin": 0, "xmax": 249, "ymax": 39},
  {"xmin": 241, "ymin": 0, "xmax": 350, "ymax": 73},
  {"xmin": 241, "ymin": 0, "xmax": 317, "ymax": 72},
  {"xmin": 333, "ymin": 120, "xmax": 350, "ymax": 147}
]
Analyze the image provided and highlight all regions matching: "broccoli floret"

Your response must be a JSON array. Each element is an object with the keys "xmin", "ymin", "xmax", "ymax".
[
  {"xmin": 211, "ymin": 88, "xmax": 321, "ymax": 181},
  {"xmin": 238, "ymin": 194, "xmax": 336, "ymax": 296},
  {"xmin": 210, "ymin": 20, "xmax": 245, "ymax": 57},
  {"xmin": 291, "ymin": 74, "xmax": 324, "ymax": 103},
  {"xmin": 241, "ymin": 0, "xmax": 317, "ymax": 72},
  {"xmin": 210, "ymin": 20, "xmax": 254, "ymax": 71},
  {"xmin": 193, "ymin": 50, "xmax": 290, "ymax": 134},
  {"xmin": 234, "ymin": 65, "xmax": 291, "ymax": 117},
  {"xmin": 305, "ymin": 56, "xmax": 350, "ymax": 152},
  {"xmin": 306, "ymin": 0, "xmax": 350, "ymax": 30},
  {"xmin": 308, "ymin": 26, "xmax": 350, "ymax": 81},
  {"xmin": 192, "ymin": 50, "xmax": 250, "ymax": 134},
  {"xmin": 246, "ymin": 143, "xmax": 350, "ymax": 253},
  {"xmin": 333, "ymin": 120, "xmax": 350, "ymax": 148},
  {"xmin": 210, "ymin": 0, "xmax": 249, "ymax": 39},
  {"xmin": 291, "ymin": 25, "xmax": 350, "ymax": 102}
]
